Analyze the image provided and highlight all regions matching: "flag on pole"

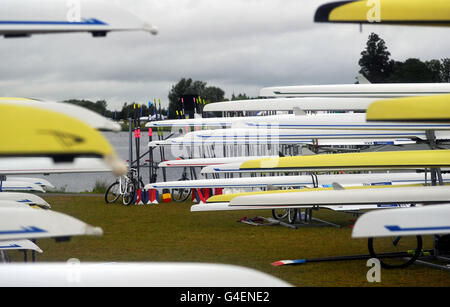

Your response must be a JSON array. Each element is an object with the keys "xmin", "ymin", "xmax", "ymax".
[{"xmin": 158, "ymin": 99, "xmax": 161, "ymax": 120}]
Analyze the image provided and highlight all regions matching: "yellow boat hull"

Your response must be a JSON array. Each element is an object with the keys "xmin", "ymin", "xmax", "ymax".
[{"xmin": 314, "ymin": 0, "xmax": 450, "ymax": 26}]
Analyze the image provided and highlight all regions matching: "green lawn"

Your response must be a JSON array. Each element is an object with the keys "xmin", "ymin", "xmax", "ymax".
[{"xmin": 10, "ymin": 194, "xmax": 450, "ymax": 287}]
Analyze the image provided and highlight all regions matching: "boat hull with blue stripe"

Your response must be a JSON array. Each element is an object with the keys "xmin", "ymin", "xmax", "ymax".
[
  {"xmin": 0, "ymin": 0, "xmax": 157, "ymax": 38},
  {"xmin": 352, "ymin": 204, "xmax": 450, "ymax": 238}
]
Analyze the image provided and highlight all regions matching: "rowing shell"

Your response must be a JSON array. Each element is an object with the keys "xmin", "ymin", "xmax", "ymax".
[
  {"xmin": 146, "ymin": 112, "xmax": 450, "ymax": 130},
  {"xmin": 180, "ymin": 128, "xmax": 450, "ymax": 141},
  {"xmin": 158, "ymin": 156, "xmax": 277, "ymax": 168},
  {"xmin": 0, "ymin": 181, "xmax": 45, "ymax": 193},
  {"xmin": 0, "ymin": 0, "xmax": 158, "ymax": 38},
  {"xmin": 0, "ymin": 200, "xmax": 40, "ymax": 209},
  {"xmin": 203, "ymin": 97, "xmax": 378, "ymax": 112},
  {"xmin": 0, "ymin": 207, "xmax": 103, "ymax": 241},
  {"xmin": 0, "ymin": 157, "xmax": 114, "ymax": 175},
  {"xmin": 366, "ymin": 95, "xmax": 450, "ymax": 123},
  {"xmin": 5, "ymin": 176, "xmax": 54, "ymax": 189},
  {"xmin": 0, "ymin": 104, "xmax": 126, "ymax": 176},
  {"xmin": 0, "ymin": 98, "xmax": 121, "ymax": 131},
  {"xmin": 0, "ymin": 193, "xmax": 51, "ymax": 208},
  {"xmin": 0, "ymin": 239, "xmax": 43, "ymax": 253},
  {"xmin": 191, "ymin": 202, "xmax": 418, "ymax": 213},
  {"xmin": 259, "ymin": 82, "xmax": 450, "ymax": 98},
  {"xmin": 347, "ymin": 98, "xmax": 450, "ymax": 237},
  {"xmin": 200, "ymin": 151, "xmax": 450, "ymax": 175},
  {"xmin": 146, "ymin": 172, "xmax": 450, "ymax": 191},
  {"xmin": 0, "ymin": 262, "xmax": 292, "ymax": 287},
  {"xmin": 206, "ymin": 182, "xmax": 448, "ymax": 203},
  {"xmin": 229, "ymin": 185, "xmax": 450, "ymax": 209},
  {"xmin": 314, "ymin": 0, "xmax": 450, "ymax": 27},
  {"xmin": 239, "ymin": 113, "xmax": 450, "ymax": 130},
  {"xmin": 237, "ymin": 150, "xmax": 450, "ymax": 172},
  {"xmin": 155, "ymin": 136, "xmax": 416, "ymax": 147},
  {"xmin": 352, "ymin": 204, "xmax": 450, "ymax": 238},
  {"xmin": 197, "ymin": 186, "xmax": 450, "ymax": 212},
  {"xmin": 146, "ymin": 117, "xmax": 233, "ymax": 128}
]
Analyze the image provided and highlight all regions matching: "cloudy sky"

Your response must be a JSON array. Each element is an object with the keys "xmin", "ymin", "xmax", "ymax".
[{"xmin": 1, "ymin": 0, "xmax": 449, "ymax": 111}]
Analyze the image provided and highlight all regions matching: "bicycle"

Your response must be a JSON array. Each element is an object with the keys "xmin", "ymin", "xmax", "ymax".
[{"xmin": 105, "ymin": 168, "xmax": 144, "ymax": 206}]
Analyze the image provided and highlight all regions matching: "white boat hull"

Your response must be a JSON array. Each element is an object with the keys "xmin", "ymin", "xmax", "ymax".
[
  {"xmin": 352, "ymin": 204, "xmax": 450, "ymax": 238},
  {"xmin": 203, "ymin": 97, "xmax": 378, "ymax": 112},
  {"xmin": 0, "ymin": 239, "xmax": 42, "ymax": 253},
  {"xmin": 0, "ymin": 157, "xmax": 113, "ymax": 175},
  {"xmin": 0, "ymin": 0, "xmax": 157, "ymax": 38},
  {"xmin": 0, "ymin": 181, "xmax": 45, "ymax": 192},
  {"xmin": 0, "ymin": 262, "xmax": 291, "ymax": 287},
  {"xmin": 0, "ymin": 208, "xmax": 103, "ymax": 241},
  {"xmin": 228, "ymin": 186, "xmax": 450, "ymax": 210},
  {"xmin": 259, "ymin": 83, "xmax": 450, "ymax": 98},
  {"xmin": 159, "ymin": 156, "xmax": 277, "ymax": 168},
  {"xmin": 0, "ymin": 193, "xmax": 50, "ymax": 208},
  {"xmin": 146, "ymin": 113, "xmax": 450, "ymax": 131},
  {"xmin": 5, "ymin": 176, "xmax": 54, "ymax": 189},
  {"xmin": 147, "ymin": 172, "xmax": 450, "ymax": 190}
]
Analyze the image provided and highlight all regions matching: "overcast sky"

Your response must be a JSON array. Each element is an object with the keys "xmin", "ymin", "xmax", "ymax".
[{"xmin": 1, "ymin": 0, "xmax": 449, "ymax": 111}]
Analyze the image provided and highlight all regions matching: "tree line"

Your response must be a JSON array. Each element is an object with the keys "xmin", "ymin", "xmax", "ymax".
[
  {"xmin": 63, "ymin": 79, "xmax": 253, "ymax": 120},
  {"xmin": 359, "ymin": 33, "xmax": 449, "ymax": 83},
  {"xmin": 63, "ymin": 99, "xmax": 167, "ymax": 121}
]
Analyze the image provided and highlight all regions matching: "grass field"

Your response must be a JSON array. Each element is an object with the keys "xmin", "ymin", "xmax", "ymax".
[{"xmin": 9, "ymin": 194, "xmax": 450, "ymax": 287}]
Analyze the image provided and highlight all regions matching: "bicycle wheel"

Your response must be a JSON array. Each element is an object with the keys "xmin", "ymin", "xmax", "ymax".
[
  {"xmin": 171, "ymin": 178, "xmax": 192, "ymax": 202},
  {"xmin": 368, "ymin": 235, "xmax": 423, "ymax": 269},
  {"xmin": 272, "ymin": 209, "xmax": 288, "ymax": 220},
  {"xmin": 122, "ymin": 181, "xmax": 136, "ymax": 206},
  {"xmin": 171, "ymin": 187, "xmax": 191, "ymax": 202},
  {"xmin": 104, "ymin": 182, "xmax": 120, "ymax": 204}
]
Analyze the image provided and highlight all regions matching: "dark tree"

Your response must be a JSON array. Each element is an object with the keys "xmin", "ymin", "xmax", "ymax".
[
  {"xmin": 167, "ymin": 77, "xmax": 225, "ymax": 118},
  {"xmin": 358, "ymin": 33, "xmax": 393, "ymax": 83},
  {"xmin": 388, "ymin": 58, "xmax": 439, "ymax": 83},
  {"xmin": 441, "ymin": 58, "xmax": 450, "ymax": 82},
  {"xmin": 231, "ymin": 93, "xmax": 250, "ymax": 101},
  {"xmin": 202, "ymin": 86, "xmax": 225, "ymax": 104},
  {"xmin": 425, "ymin": 59, "xmax": 443, "ymax": 82},
  {"xmin": 387, "ymin": 59, "xmax": 434, "ymax": 83}
]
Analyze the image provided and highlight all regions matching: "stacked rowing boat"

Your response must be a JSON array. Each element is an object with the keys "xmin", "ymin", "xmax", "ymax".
[
  {"xmin": 0, "ymin": 0, "xmax": 295, "ymax": 287},
  {"xmin": 144, "ymin": 82, "xmax": 450, "ymax": 271},
  {"xmin": 0, "ymin": 97, "xmax": 128, "ymax": 260},
  {"xmin": 146, "ymin": 0, "xmax": 450, "ymax": 270},
  {"xmin": 142, "ymin": 5, "xmax": 450, "ymax": 265},
  {"xmin": 0, "ymin": 0, "xmax": 161, "ymax": 261},
  {"xmin": 145, "ymin": 84, "xmax": 450, "ymax": 216}
]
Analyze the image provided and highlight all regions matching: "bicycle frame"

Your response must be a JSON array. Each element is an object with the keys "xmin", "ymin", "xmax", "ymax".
[{"xmin": 118, "ymin": 169, "xmax": 138, "ymax": 193}]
